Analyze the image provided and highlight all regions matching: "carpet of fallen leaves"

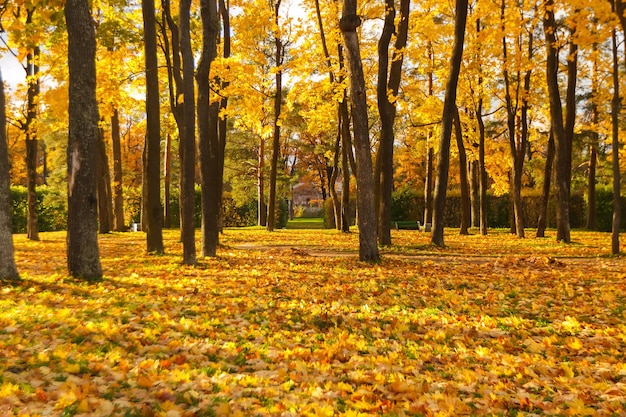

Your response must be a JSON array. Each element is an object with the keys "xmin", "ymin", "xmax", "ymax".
[{"xmin": 1, "ymin": 227, "xmax": 625, "ymax": 417}]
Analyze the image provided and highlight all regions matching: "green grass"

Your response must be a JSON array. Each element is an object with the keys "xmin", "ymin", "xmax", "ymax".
[{"xmin": 285, "ymin": 217, "xmax": 325, "ymax": 229}]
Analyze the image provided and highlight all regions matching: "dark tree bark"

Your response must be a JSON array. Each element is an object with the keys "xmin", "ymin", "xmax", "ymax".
[
  {"xmin": 0, "ymin": 70, "xmax": 20, "ymax": 281},
  {"xmin": 24, "ymin": 41, "xmax": 40, "ymax": 241},
  {"xmin": 431, "ymin": 0, "xmax": 468, "ymax": 247},
  {"xmin": 470, "ymin": 160, "xmax": 479, "ymax": 227},
  {"xmin": 97, "ymin": 122, "xmax": 113, "ymax": 233},
  {"xmin": 454, "ymin": 106, "xmax": 470, "ymax": 235},
  {"xmin": 500, "ymin": 0, "xmax": 530, "ymax": 239},
  {"xmin": 267, "ymin": 0, "xmax": 283, "ymax": 232},
  {"xmin": 339, "ymin": 81, "xmax": 353, "ymax": 232},
  {"xmin": 542, "ymin": 0, "xmax": 574, "ymax": 243},
  {"xmin": 197, "ymin": 0, "xmax": 220, "ymax": 257},
  {"xmin": 610, "ymin": 25, "xmax": 621, "ymax": 254},
  {"xmin": 536, "ymin": 129, "xmax": 554, "ymax": 237},
  {"xmin": 587, "ymin": 53, "xmax": 599, "ymax": 231},
  {"xmin": 111, "ymin": 108, "xmax": 125, "ymax": 231},
  {"xmin": 340, "ymin": 0, "xmax": 379, "ymax": 262},
  {"xmin": 65, "ymin": 0, "xmax": 102, "ymax": 280},
  {"xmin": 179, "ymin": 0, "xmax": 197, "ymax": 264},
  {"xmin": 142, "ymin": 0, "xmax": 164, "ymax": 254},
  {"xmin": 217, "ymin": 0, "xmax": 231, "ymax": 233},
  {"xmin": 258, "ymin": 137, "xmax": 266, "ymax": 226},
  {"xmin": 423, "ymin": 41, "xmax": 434, "ymax": 227},
  {"xmin": 163, "ymin": 133, "xmax": 172, "ymax": 228},
  {"xmin": 376, "ymin": 0, "xmax": 409, "ymax": 246}
]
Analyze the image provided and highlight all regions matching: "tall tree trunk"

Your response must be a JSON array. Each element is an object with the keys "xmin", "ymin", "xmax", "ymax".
[
  {"xmin": 542, "ymin": 0, "xmax": 572, "ymax": 243},
  {"xmin": 97, "ymin": 122, "xmax": 113, "ymax": 233},
  {"xmin": 340, "ymin": 0, "xmax": 379, "ymax": 262},
  {"xmin": 587, "ymin": 52, "xmax": 599, "ymax": 231},
  {"xmin": 431, "ymin": 0, "xmax": 468, "ymax": 247},
  {"xmin": 142, "ymin": 0, "xmax": 164, "ymax": 254},
  {"xmin": 610, "ymin": 25, "xmax": 621, "ymax": 254},
  {"xmin": 217, "ymin": 0, "xmax": 231, "ymax": 233},
  {"xmin": 339, "ymin": 46, "xmax": 353, "ymax": 233},
  {"xmin": 197, "ymin": 0, "xmax": 220, "ymax": 257},
  {"xmin": 25, "ymin": 43, "xmax": 40, "ymax": 241},
  {"xmin": 423, "ymin": 41, "xmax": 434, "ymax": 227},
  {"xmin": 267, "ymin": 0, "xmax": 283, "ymax": 232},
  {"xmin": 258, "ymin": 137, "xmax": 266, "ymax": 226},
  {"xmin": 376, "ymin": 0, "xmax": 409, "ymax": 246},
  {"xmin": 179, "ymin": 0, "xmax": 197, "ymax": 263},
  {"xmin": 454, "ymin": 106, "xmax": 470, "ymax": 235},
  {"xmin": 536, "ymin": 129, "xmax": 554, "ymax": 237},
  {"xmin": 163, "ymin": 133, "xmax": 172, "ymax": 228},
  {"xmin": 0, "ymin": 70, "xmax": 19, "ymax": 280},
  {"xmin": 330, "ymin": 131, "xmax": 342, "ymax": 229},
  {"xmin": 111, "ymin": 108, "xmax": 125, "ymax": 231},
  {"xmin": 65, "ymin": 0, "xmax": 102, "ymax": 280},
  {"xmin": 470, "ymin": 160, "xmax": 479, "ymax": 227}
]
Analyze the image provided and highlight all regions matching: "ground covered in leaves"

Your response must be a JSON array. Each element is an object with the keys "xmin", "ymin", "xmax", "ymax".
[{"xmin": 1, "ymin": 227, "xmax": 625, "ymax": 416}]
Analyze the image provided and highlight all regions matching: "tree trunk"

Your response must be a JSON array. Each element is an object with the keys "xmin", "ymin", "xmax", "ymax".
[
  {"xmin": 536, "ymin": 129, "xmax": 554, "ymax": 237},
  {"xmin": 542, "ymin": 0, "xmax": 573, "ymax": 243},
  {"xmin": 376, "ymin": 0, "xmax": 409, "ymax": 246},
  {"xmin": 339, "ymin": 47, "xmax": 353, "ymax": 233},
  {"xmin": 65, "ymin": 0, "xmax": 103, "ymax": 280},
  {"xmin": 330, "ymin": 131, "xmax": 342, "ymax": 229},
  {"xmin": 0, "ymin": 70, "xmax": 19, "ymax": 280},
  {"xmin": 163, "ymin": 133, "xmax": 172, "ymax": 229},
  {"xmin": 610, "ymin": 26, "xmax": 621, "ymax": 255},
  {"xmin": 423, "ymin": 42, "xmax": 434, "ymax": 227},
  {"xmin": 25, "ymin": 44, "xmax": 40, "ymax": 242},
  {"xmin": 454, "ymin": 106, "xmax": 470, "ymax": 235},
  {"xmin": 217, "ymin": 0, "xmax": 230, "ymax": 233},
  {"xmin": 111, "ymin": 108, "xmax": 125, "ymax": 231},
  {"xmin": 197, "ymin": 0, "xmax": 220, "ymax": 257},
  {"xmin": 587, "ymin": 53, "xmax": 599, "ymax": 230},
  {"xmin": 179, "ymin": 0, "xmax": 197, "ymax": 263},
  {"xmin": 142, "ymin": 0, "xmax": 164, "ymax": 254},
  {"xmin": 340, "ymin": 0, "xmax": 379, "ymax": 262},
  {"xmin": 470, "ymin": 160, "xmax": 479, "ymax": 227},
  {"xmin": 431, "ymin": 0, "xmax": 468, "ymax": 247},
  {"xmin": 258, "ymin": 137, "xmax": 266, "ymax": 226},
  {"xmin": 267, "ymin": 0, "xmax": 283, "ymax": 232},
  {"xmin": 97, "ymin": 122, "xmax": 113, "ymax": 233}
]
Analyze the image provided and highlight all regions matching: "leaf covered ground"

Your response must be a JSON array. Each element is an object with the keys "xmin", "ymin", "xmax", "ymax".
[{"xmin": 1, "ymin": 228, "xmax": 625, "ymax": 417}]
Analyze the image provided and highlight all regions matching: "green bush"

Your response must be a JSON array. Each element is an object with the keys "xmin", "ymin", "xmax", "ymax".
[{"xmin": 10, "ymin": 186, "xmax": 67, "ymax": 233}]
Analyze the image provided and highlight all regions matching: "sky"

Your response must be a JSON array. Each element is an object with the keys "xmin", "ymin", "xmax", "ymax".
[{"xmin": 0, "ymin": 52, "xmax": 25, "ymax": 89}]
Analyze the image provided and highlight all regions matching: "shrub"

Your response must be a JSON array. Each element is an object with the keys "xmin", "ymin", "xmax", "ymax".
[{"xmin": 10, "ymin": 186, "xmax": 67, "ymax": 233}]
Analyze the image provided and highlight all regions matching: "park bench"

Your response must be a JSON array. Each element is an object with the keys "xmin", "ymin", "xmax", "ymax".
[{"xmin": 393, "ymin": 220, "xmax": 421, "ymax": 230}]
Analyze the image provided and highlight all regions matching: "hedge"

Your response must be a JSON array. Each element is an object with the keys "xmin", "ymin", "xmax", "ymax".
[{"xmin": 9, "ymin": 185, "xmax": 624, "ymax": 233}]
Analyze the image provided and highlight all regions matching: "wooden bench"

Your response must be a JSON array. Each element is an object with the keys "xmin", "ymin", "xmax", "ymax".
[{"xmin": 393, "ymin": 220, "xmax": 421, "ymax": 230}]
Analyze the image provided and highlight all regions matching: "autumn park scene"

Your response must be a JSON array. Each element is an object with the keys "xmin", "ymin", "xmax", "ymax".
[{"xmin": 1, "ymin": 0, "xmax": 626, "ymax": 414}]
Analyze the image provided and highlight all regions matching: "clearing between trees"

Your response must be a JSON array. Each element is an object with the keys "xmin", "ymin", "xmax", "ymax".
[{"xmin": 1, "ymin": 228, "xmax": 625, "ymax": 416}]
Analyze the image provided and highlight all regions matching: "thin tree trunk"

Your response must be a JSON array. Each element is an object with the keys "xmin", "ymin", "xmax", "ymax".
[
  {"xmin": 330, "ymin": 131, "xmax": 342, "ymax": 229},
  {"xmin": 470, "ymin": 160, "xmax": 479, "ymax": 227},
  {"xmin": 587, "ymin": 53, "xmax": 599, "ymax": 230},
  {"xmin": 454, "ymin": 106, "xmax": 470, "ymax": 235},
  {"xmin": 340, "ymin": 0, "xmax": 379, "ymax": 262},
  {"xmin": 163, "ymin": 133, "xmax": 172, "ymax": 228},
  {"xmin": 339, "ymin": 46, "xmax": 353, "ymax": 233},
  {"xmin": 423, "ymin": 41, "xmax": 434, "ymax": 227},
  {"xmin": 111, "ymin": 108, "xmax": 125, "ymax": 231},
  {"xmin": 431, "ymin": 0, "xmax": 468, "ymax": 247},
  {"xmin": 65, "ymin": 0, "xmax": 103, "ymax": 280},
  {"xmin": 536, "ymin": 129, "xmax": 554, "ymax": 237},
  {"xmin": 97, "ymin": 122, "xmax": 113, "ymax": 233},
  {"xmin": 25, "ymin": 43, "xmax": 40, "ymax": 241},
  {"xmin": 267, "ymin": 0, "xmax": 283, "ymax": 232},
  {"xmin": 142, "ymin": 0, "xmax": 164, "ymax": 254},
  {"xmin": 179, "ymin": 0, "xmax": 197, "ymax": 263},
  {"xmin": 610, "ymin": 26, "xmax": 621, "ymax": 254},
  {"xmin": 217, "ymin": 0, "xmax": 230, "ymax": 233},
  {"xmin": 258, "ymin": 137, "xmax": 266, "ymax": 226},
  {"xmin": 0, "ymin": 69, "xmax": 19, "ymax": 280}
]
